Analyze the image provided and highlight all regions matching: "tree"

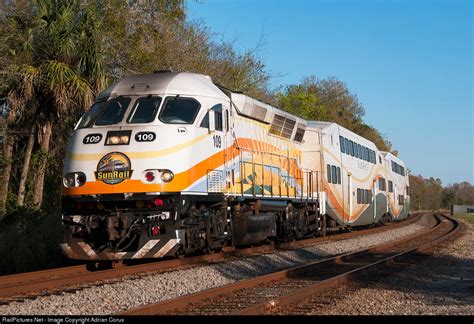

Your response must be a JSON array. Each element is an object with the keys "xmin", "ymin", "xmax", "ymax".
[
  {"xmin": 277, "ymin": 75, "xmax": 392, "ymax": 151},
  {"xmin": 93, "ymin": 0, "xmax": 270, "ymax": 98},
  {"xmin": 1, "ymin": 0, "xmax": 106, "ymax": 210}
]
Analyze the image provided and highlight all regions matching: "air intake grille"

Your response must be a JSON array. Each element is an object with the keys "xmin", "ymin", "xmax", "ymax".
[{"xmin": 269, "ymin": 114, "xmax": 296, "ymax": 139}]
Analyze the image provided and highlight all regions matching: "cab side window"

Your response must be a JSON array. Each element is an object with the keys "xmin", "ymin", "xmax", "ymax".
[{"xmin": 199, "ymin": 104, "xmax": 223, "ymax": 131}]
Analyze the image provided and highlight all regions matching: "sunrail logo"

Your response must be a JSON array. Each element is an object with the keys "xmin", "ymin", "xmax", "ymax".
[{"xmin": 95, "ymin": 152, "xmax": 133, "ymax": 185}]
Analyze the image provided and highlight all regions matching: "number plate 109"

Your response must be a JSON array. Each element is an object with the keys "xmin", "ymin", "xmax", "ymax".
[{"xmin": 135, "ymin": 132, "xmax": 156, "ymax": 142}]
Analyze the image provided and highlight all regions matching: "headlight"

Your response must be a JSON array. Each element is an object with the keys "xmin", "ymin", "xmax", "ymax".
[
  {"xmin": 63, "ymin": 172, "xmax": 87, "ymax": 188},
  {"xmin": 106, "ymin": 135, "xmax": 129, "ymax": 145},
  {"xmin": 105, "ymin": 131, "xmax": 131, "ymax": 145},
  {"xmin": 63, "ymin": 173, "xmax": 75, "ymax": 187},
  {"xmin": 160, "ymin": 170, "xmax": 174, "ymax": 182},
  {"xmin": 108, "ymin": 136, "xmax": 120, "ymax": 145},
  {"xmin": 76, "ymin": 173, "xmax": 87, "ymax": 186}
]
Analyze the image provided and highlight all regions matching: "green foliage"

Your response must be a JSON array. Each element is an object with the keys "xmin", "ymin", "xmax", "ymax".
[
  {"xmin": 0, "ymin": 208, "xmax": 65, "ymax": 275},
  {"xmin": 410, "ymin": 175, "xmax": 474, "ymax": 211},
  {"xmin": 276, "ymin": 75, "xmax": 392, "ymax": 151},
  {"xmin": 453, "ymin": 213, "xmax": 474, "ymax": 224}
]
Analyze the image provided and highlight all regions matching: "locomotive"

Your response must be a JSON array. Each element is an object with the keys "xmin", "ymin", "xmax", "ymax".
[{"xmin": 60, "ymin": 71, "xmax": 410, "ymax": 260}]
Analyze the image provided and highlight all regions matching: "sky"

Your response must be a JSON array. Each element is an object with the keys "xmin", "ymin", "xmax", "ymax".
[{"xmin": 188, "ymin": 0, "xmax": 473, "ymax": 186}]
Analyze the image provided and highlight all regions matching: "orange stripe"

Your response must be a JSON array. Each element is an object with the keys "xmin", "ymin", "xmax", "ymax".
[
  {"xmin": 63, "ymin": 147, "xmax": 233, "ymax": 196},
  {"xmin": 63, "ymin": 137, "xmax": 303, "ymax": 197}
]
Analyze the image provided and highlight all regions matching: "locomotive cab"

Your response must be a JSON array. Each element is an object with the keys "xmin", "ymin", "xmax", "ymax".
[{"xmin": 61, "ymin": 72, "xmax": 232, "ymax": 260}]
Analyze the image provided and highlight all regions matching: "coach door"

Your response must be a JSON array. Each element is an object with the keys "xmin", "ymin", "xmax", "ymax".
[
  {"xmin": 373, "ymin": 179, "xmax": 377, "ymax": 221},
  {"xmin": 346, "ymin": 172, "xmax": 352, "ymax": 224}
]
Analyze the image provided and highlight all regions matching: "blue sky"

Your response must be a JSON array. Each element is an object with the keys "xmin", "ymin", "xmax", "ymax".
[{"xmin": 188, "ymin": 0, "xmax": 473, "ymax": 186}]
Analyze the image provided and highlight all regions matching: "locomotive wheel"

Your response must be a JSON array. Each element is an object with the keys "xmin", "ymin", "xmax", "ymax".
[
  {"xmin": 111, "ymin": 260, "xmax": 124, "ymax": 269},
  {"xmin": 175, "ymin": 248, "xmax": 186, "ymax": 259},
  {"xmin": 86, "ymin": 262, "xmax": 100, "ymax": 271}
]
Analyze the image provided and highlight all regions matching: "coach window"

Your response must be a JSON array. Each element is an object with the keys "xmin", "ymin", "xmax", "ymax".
[
  {"xmin": 354, "ymin": 143, "xmax": 359, "ymax": 158},
  {"xmin": 327, "ymin": 164, "xmax": 332, "ymax": 183},
  {"xmin": 332, "ymin": 165, "xmax": 337, "ymax": 184},
  {"xmin": 95, "ymin": 96, "xmax": 132, "ymax": 126},
  {"xmin": 128, "ymin": 96, "xmax": 162, "ymax": 124},
  {"xmin": 357, "ymin": 189, "xmax": 361, "ymax": 204},
  {"xmin": 337, "ymin": 167, "xmax": 341, "ymax": 184},
  {"xmin": 348, "ymin": 140, "xmax": 353, "ymax": 156},
  {"xmin": 399, "ymin": 195, "xmax": 404, "ymax": 205},
  {"xmin": 340, "ymin": 136, "xmax": 345, "ymax": 153},
  {"xmin": 344, "ymin": 138, "xmax": 349, "ymax": 154},
  {"xmin": 358, "ymin": 144, "xmax": 362, "ymax": 159},
  {"xmin": 379, "ymin": 178, "xmax": 386, "ymax": 191},
  {"xmin": 388, "ymin": 180, "xmax": 393, "ymax": 193}
]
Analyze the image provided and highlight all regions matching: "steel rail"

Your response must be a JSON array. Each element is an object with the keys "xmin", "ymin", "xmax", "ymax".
[
  {"xmin": 0, "ymin": 212, "xmax": 422, "ymax": 302},
  {"xmin": 236, "ymin": 214, "xmax": 460, "ymax": 315},
  {"xmin": 118, "ymin": 211, "xmax": 441, "ymax": 315}
]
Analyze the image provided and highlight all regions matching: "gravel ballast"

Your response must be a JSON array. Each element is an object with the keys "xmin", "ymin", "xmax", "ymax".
[
  {"xmin": 1, "ymin": 222, "xmax": 426, "ymax": 315},
  {"xmin": 297, "ymin": 219, "xmax": 473, "ymax": 315}
]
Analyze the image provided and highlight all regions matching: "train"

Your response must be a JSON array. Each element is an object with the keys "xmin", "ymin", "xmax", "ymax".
[{"xmin": 60, "ymin": 71, "xmax": 410, "ymax": 260}]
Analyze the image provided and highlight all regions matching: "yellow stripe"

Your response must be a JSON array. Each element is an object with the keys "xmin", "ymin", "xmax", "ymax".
[{"xmin": 66, "ymin": 133, "xmax": 210, "ymax": 161}]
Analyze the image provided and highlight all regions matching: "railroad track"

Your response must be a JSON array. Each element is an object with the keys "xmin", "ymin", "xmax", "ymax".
[
  {"xmin": 0, "ymin": 212, "xmax": 422, "ymax": 303},
  {"xmin": 117, "ymin": 212, "xmax": 460, "ymax": 315}
]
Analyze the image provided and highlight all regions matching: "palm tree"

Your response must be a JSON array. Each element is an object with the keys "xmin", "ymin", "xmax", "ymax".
[{"xmin": 1, "ymin": 0, "xmax": 107, "ymax": 210}]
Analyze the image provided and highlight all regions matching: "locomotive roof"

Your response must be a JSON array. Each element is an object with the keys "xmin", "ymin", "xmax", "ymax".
[
  {"xmin": 96, "ymin": 71, "xmax": 305, "ymax": 127},
  {"xmin": 96, "ymin": 72, "xmax": 229, "ymax": 101}
]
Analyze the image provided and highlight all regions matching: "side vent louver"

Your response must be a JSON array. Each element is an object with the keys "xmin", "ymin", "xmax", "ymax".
[
  {"xmin": 294, "ymin": 125, "xmax": 306, "ymax": 143},
  {"xmin": 270, "ymin": 114, "xmax": 296, "ymax": 139}
]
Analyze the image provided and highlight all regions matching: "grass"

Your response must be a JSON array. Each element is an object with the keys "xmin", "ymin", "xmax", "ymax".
[{"xmin": 453, "ymin": 213, "xmax": 474, "ymax": 224}]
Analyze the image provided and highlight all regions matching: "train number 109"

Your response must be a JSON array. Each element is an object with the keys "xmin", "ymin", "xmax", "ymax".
[
  {"xmin": 83, "ymin": 134, "xmax": 102, "ymax": 144},
  {"xmin": 135, "ymin": 132, "xmax": 156, "ymax": 142},
  {"xmin": 213, "ymin": 135, "xmax": 222, "ymax": 148}
]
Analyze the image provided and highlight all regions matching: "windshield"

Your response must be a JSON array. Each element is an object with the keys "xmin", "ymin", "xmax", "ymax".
[
  {"xmin": 127, "ymin": 96, "xmax": 162, "ymax": 124},
  {"xmin": 76, "ymin": 101, "xmax": 105, "ymax": 129},
  {"xmin": 95, "ymin": 96, "xmax": 132, "ymax": 126},
  {"xmin": 158, "ymin": 97, "xmax": 200, "ymax": 124}
]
